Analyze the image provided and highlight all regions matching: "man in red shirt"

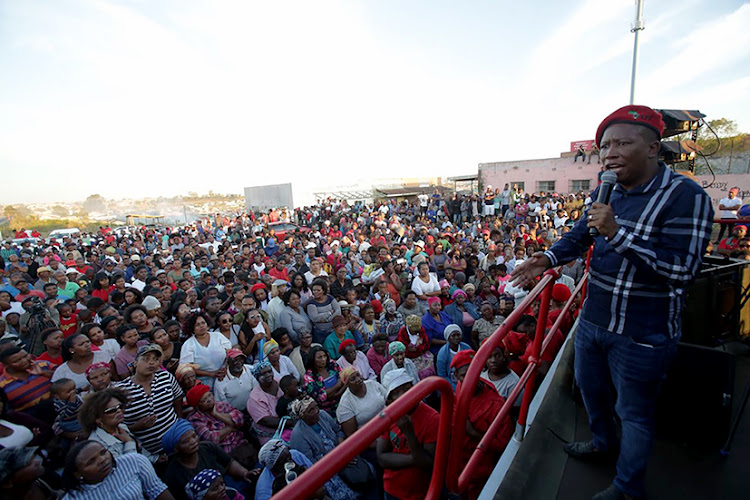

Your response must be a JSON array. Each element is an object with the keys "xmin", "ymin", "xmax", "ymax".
[
  {"xmin": 267, "ymin": 257, "xmax": 290, "ymax": 282},
  {"xmin": 12, "ymin": 276, "xmax": 45, "ymax": 302},
  {"xmin": 717, "ymin": 224, "xmax": 746, "ymax": 256},
  {"xmin": 377, "ymin": 368, "xmax": 440, "ymax": 500}
]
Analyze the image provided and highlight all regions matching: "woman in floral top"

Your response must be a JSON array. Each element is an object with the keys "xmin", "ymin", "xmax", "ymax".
[{"xmin": 303, "ymin": 345, "xmax": 346, "ymax": 416}]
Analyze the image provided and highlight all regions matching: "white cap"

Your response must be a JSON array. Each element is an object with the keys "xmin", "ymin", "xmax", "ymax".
[{"xmin": 382, "ymin": 368, "xmax": 414, "ymax": 398}]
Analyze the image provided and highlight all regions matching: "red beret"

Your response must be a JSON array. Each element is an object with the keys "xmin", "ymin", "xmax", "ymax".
[
  {"xmin": 186, "ymin": 383, "xmax": 211, "ymax": 408},
  {"xmin": 450, "ymin": 349, "xmax": 476, "ymax": 370},
  {"xmin": 552, "ymin": 283, "xmax": 572, "ymax": 303},
  {"xmin": 250, "ymin": 283, "xmax": 267, "ymax": 293},
  {"xmin": 595, "ymin": 105, "xmax": 665, "ymax": 147},
  {"xmin": 371, "ymin": 299, "xmax": 383, "ymax": 315},
  {"xmin": 338, "ymin": 338, "xmax": 357, "ymax": 354},
  {"xmin": 503, "ymin": 331, "xmax": 529, "ymax": 356}
]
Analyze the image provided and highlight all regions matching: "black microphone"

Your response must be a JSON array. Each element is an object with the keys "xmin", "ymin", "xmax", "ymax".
[{"xmin": 589, "ymin": 170, "xmax": 618, "ymax": 237}]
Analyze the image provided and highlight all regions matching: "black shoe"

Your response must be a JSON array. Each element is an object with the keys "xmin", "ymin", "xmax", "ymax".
[
  {"xmin": 563, "ymin": 440, "xmax": 618, "ymax": 463},
  {"xmin": 591, "ymin": 484, "xmax": 643, "ymax": 500}
]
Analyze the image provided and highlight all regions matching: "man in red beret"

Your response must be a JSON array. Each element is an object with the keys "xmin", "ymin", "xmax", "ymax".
[{"xmin": 512, "ymin": 105, "xmax": 714, "ymax": 500}]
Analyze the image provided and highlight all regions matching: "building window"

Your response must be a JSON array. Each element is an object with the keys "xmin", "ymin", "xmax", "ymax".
[
  {"xmin": 569, "ymin": 179, "xmax": 591, "ymax": 192},
  {"xmin": 511, "ymin": 182, "xmax": 525, "ymax": 193},
  {"xmin": 536, "ymin": 180, "xmax": 555, "ymax": 193}
]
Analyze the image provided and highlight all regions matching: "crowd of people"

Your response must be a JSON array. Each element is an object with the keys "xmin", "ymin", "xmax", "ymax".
[{"xmin": 0, "ymin": 188, "xmax": 600, "ymax": 500}]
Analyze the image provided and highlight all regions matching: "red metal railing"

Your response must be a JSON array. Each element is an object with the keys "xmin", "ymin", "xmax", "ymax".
[
  {"xmin": 274, "ymin": 269, "xmax": 587, "ymax": 498},
  {"xmin": 273, "ymin": 376, "xmax": 455, "ymax": 500},
  {"xmin": 446, "ymin": 268, "xmax": 588, "ymax": 494}
]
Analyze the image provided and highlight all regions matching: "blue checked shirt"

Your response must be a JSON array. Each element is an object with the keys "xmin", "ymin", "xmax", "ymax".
[{"xmin": 545, "ymin": 164, "xmax": 713, "ymax": 340}]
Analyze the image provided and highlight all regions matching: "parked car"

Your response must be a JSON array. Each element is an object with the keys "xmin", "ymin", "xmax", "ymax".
[
  {"xmin": 268, "ymin": 222, "xmax": 312, "ymax": 240},
  {"xmin": 48, "ymin": 228, "xmax": 81, "ymax": 243}
]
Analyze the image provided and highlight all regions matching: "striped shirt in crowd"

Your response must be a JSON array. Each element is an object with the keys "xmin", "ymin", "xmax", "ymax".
[
  {"xmin": 115, "ymin": 370, "xmax": 184, "ymax": 454},
  {"xmin": 0, "ymin": 359, "xmax": 53, "ymax": 411},
  {"xmin": 545, "ymin": 164, "xmax": 713, "ymax": 339},
  {"xmin": 61, "ymin": 452, "xmax": 168, "ymax": 500}
]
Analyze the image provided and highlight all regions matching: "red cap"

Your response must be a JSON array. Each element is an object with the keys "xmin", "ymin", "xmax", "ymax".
[
  {"xmin": 595, "ymin": 105, "xmax": 665, "ymax": 147},
  {"xmin": 186, "ymin": 383, "xmax": 211, "ymax": 408},
  {"xmin": 552, "ymin": 283, "xmax": 572, "ymax": 303},
  {"xmin": 371, "ymin": 299, "xmax": 383, "ymax": 315},
  {"xmin": 250, "ymin": 283, "xmax": 266, "ymax": 292},
  {"xmin": 450, "ymin": 349, "xmax": 476, "ymax": 370},
  {"xmin": 338, "ymin": 338, "xmax": 357, "ymax": 354}
]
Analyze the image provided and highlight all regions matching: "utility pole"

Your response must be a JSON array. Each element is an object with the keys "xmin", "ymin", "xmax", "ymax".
[{"xmin": 629, "ymin": 0, "xmax": 645, "ymax": 104}]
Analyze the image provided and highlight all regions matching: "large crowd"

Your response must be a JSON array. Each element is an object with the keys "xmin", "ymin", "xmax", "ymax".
[{"xmin": 0, "ymin": 181, "xmax": 711, "ymax": 500}]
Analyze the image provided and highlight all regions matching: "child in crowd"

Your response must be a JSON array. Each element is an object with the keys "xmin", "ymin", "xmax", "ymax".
[
  {"xmin": 275, "ymin": 374, "xmax": 301, "ymax": 418},
  {"xmin": 50, "ymin": 378, "xmax": 84, "ymax": 438},
  {"xmin": 57, "ymin": 303, "xmax": 79, "ymax": 338},
  {"xmin": 36, "ymin": 328, "xmax": 64, "ymax": 366}
]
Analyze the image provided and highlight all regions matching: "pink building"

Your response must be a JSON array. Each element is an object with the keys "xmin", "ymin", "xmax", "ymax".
[
  {"xmin": 478, "ymin": 156, "xmax": 750, "ymax": 213},
  {"xmin": 478, "ymin": 156, "xmax": 600, "ymax": 196}
]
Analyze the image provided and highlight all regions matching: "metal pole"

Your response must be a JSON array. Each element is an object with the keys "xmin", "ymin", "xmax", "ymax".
[{"xmin": 629, "ymin": 0, "xmax": 645, "ymax": 104}]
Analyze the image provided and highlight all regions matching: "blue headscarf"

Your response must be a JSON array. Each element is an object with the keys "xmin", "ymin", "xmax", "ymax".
[
  {"xmin": 185, "ymin": 469, "xmax": 221, "ymax": 500},
  {"xmin": 161, "ymin": 418, "xmax": 194, "ymax": 454},
  {"xmin": 251, "ymin": 359, "xmax": 272, "ymax": 380}
]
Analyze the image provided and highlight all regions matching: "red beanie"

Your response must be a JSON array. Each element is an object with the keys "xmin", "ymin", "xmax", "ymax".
[
  {"xmin": 250, "ymin": 283, "xmax": 267, "ymax": 293},
  {"xmin": 338, "ymin": 338, "xmax": 357, "ymax": 355},
  {"xmin": 503, "ymin": 331, "xmax": 530, "ymax": 356},
  {"xmin": 450, "ymin": 349, "xmax": 476, "ymax": 370},
  {"xmin": 371, "ymin": 299, "xmax": 383, "ymax": 315},
  {"xmin": 595, "ymin": 105, "xmax": 665, "ymax": 147},
  {"xmin": 552, "ymin": 283, "xmax": 572, "ymax": 303},
  {"xmin": 186, "ymin": 383, "xmax": 211, "ymax": 408}
]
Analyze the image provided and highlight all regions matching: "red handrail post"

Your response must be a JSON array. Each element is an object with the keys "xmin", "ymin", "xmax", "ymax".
[
  {"xmin": 447, "ymin": 270, "xmax": 558, "ymax": 494},
  {"xmin": 515, "ymin": 270, "xmax": 555, "ymax": 437},
  {"xmin": 273, "ymin": 376, "xmax": 454, "ymax": 500}
]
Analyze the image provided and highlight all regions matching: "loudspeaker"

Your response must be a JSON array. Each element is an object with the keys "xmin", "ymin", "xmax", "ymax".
[{"xmin": 655, "ymin": 342, "xmax": 735, "ymax": 450}]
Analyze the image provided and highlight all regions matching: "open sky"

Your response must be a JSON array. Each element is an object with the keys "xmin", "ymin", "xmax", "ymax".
[{"xmin": 2, "ymin": 0, "xmax": 749, "ymax": 206}]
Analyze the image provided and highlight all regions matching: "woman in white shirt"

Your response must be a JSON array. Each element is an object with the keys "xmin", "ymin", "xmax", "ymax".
[
  {"xmin": 336, "ymin": 368, "xmax": 387, "ymax": 437},
  {"xmin": 411, "ymin": 261, "xmax": 441, "ymax": 304},
  {"xmin": 179, "ymin": 312, "xmax": 231, "ymax": 389}
]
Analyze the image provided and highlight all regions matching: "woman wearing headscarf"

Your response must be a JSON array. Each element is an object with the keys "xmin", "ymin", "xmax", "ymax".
[
  {"xmin": 396, "ymin": 315, "xmax": 435, "ymax": 380},
  {"xmin": 264, "ymin": 339, "xmax": 300, "ymax": 382},
  {"xmin": 162, "ymin": 419, "xmax": 258, "ymax": 500},
  {"xmin": 336, "ymin": 339, "xmax": 376, "ymax": 381},
  {"xmin": 436, "ymin": 324, "xmax": 473, "ymax": 391},
  {"xmin": 379, "ymin": 341, "xmax": 419, "ymax": 386},
  {"xmin": 336, "ymin": 368, "xmax": 387, "ymax": 438},
  {"xmin": 451, "ymin": 350, "xmax": 514, "ymax": 500},
  {"xmin": 444, "ymin": 289, "xmax": 480, "ymax": 347},
  {"xmin": 254, "ymin": 439, "xmax": 317, "ymax": 500},
  {"xmin": 246, "ymin": 361, "xmax": 283, "ymax": 445},
  {"xmin": 288, "ymin": 397, "xmax": 364, "ymax": 499},
  {"xmin": 86, "ymin": 361, "xmax": 114, "ymax": 392},
  {"xmin": 185, "ymin": 384, "xmax": 246, "ymax": 455},
  {"xmin": 184, "ymin": 469, "xmax": 243, "ymax": 500}
]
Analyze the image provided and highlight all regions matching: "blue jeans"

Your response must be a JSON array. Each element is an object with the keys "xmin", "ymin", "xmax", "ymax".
[{"xmin": 574, "ymin": 318, "xmax": 677, "ymax": 497}]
